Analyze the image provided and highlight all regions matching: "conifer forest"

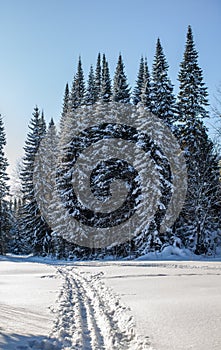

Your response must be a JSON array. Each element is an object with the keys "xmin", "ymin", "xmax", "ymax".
[{"xmin": 0, "ymin": 26, "xmax": 220, "ymax": 259}]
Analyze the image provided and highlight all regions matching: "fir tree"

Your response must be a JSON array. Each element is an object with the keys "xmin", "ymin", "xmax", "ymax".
[
  {"xmin": 141, "ymin": 57, "xmax": 151, "ymax": 110},
  {"xmin": 95, "ymin": 53, "xmax": 101, "ymax": 101},
  {"xmin": 0, "ymin": 114, "xmax": 10, "ymax": 255},
  {"xmin": 177, "ymin": 25, "xmax": 209, "ymax": 122},
  {"xmin": 133, "ymin": 56, "xmax": 144, "ymax": 105},
  {"xmin": 33, "ymin": 118, "xmax": 60, "ymax": 255},
  {"xmin": 100, "ymin": 54, "xmax": 112, "ymax": 102},
  {"xmin": 151, "ymin": 38, "xmax": 175, "ymax": 126},
  {"xmin": 85, "ymin": 65, "xmax": 96, "ymax": 105},
  {"xmin": 60, "ymin": 83, "xmax": 69, "ymax": 133},
  {"xmin": 175, "ymin": 26, "xmax": 221, "ymax": 255},
  {"xmin": 0, "ymin": 115, "xmax": 9, "ymax": 199},
  {"xmin": 112, "ymin": 54, "xmax": 130, "ymax": 103},
  {"xmin": 70, "ymin": 56, "xmax": 85, "ymax": 111},
  {"xmin": 20, "ymin": 107, "xmax": 51, "ymax": 255},
  {"xmin": 9, "ymin": 197, "xmax": 24, "ymax": 254},
  {"xmin": 40, "ymin": 110, "xmax": 46, "ymax": 132}
]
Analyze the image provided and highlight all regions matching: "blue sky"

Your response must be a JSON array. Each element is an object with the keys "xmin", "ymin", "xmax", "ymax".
[{"xmin": 0, "ymin": 0, "xmax": 220, "ymax": 172}]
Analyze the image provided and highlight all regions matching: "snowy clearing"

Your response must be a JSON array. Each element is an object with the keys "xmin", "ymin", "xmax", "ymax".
[{"xmin": 0, "ymin": 256, "xmax": 221, "ymax": 350}]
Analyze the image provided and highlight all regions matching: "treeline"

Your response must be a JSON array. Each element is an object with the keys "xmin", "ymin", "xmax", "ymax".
[{"xmin": 0, "ymin": 25, "xmax": 220, "ymax": 259}]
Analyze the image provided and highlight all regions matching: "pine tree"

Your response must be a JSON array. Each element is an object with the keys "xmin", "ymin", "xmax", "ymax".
[
  {"xmin": 112, "ymin": 54, "xmax": 130, "ymax": 103},
  {"xmin": 60, "ymin": 83, "xmax": 69, "ymax": 133},
  {"xmin": 9, "ymin": 197, "xmax": 24, "ymax": 254},
  {"xmin": 85, "ymin": 65, "xmax": 96, "ymax": 105},
  {"xmin": 40, "ymin": 110, "xmax": 46, "ymax": 132},
  {"xmin": 141, "ymin": 57, "xmax": 151, "ymax": 110},
  {"xmin": 177, "ymin": 25, "xmax": 209, "ymax": 122},
  {"xmin": 175, "ymin": 26, "xmax": 221, "ymax": 255},
  {"xmin": 133, "ymin": 56, "xmax": 144, "ymax": 105},
  {"xmin": 38, "ymin": 118, "xmax": 70, "ymax": 259},
  {"xmin": 69, "ymin": 56, "xmax": 85, "ymax": 111},
  {"xmin": 33, "ymin": 118, "xmax": 61, "ymax": 255},
  {"xmin": 95, "ymin": 53, "xmax": 101, "ymax": 101},
  {"xmin": 20, "ymin": 107, "xmax": 51, "ymax": 255},
  {"xmin": 100, "ymin": 54, "xmax": 112, "ymax": 102},
  {"xmin": 151, "ymin": 38, "xmax": 175, "ymax": 126},
  {"xmin": 0, "ymin": 114, "xmax": 10, "ymax": 255},
  {"xmin": 0, "ymin": 115, "xmax": 9, "ymax": 199}
]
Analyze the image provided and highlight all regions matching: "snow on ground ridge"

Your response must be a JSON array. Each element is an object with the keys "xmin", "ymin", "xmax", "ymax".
[
  {"xmin": 1, "ymin": 256, "xmax": 221, "ymax": 350},
  {"xmin": 50, "ymin": 266, "xmax": 152, "ymax": 350}
]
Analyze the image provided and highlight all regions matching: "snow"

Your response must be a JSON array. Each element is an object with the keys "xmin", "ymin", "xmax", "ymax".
[
  {"xmin": 0, "ymin": 257, "xmax": 61, "ymax": 349},
  {"xmin": 99, "ymin": 261, "xmax": 221, "ymax": 350},
  {"xmin": 0, "ymin": 255, "xmax": 221, "ymax": 349}
]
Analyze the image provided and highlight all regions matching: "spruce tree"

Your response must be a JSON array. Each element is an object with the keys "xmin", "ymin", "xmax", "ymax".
[
  {"xmin": 100, "ymin": 54, "xmax": 112, "ymax": 102},
  {"xmin": 0, "ymin": 115, "xmax": 9, "ymax": 199},
  {"xmin": 20, "ymin": 107, "xmax": 51, "ymax": 255},
  {"xmin": 175, "ymin": 26, "xmax": 221, "ymax": 255},
  {"xmin": 85, "ymin": 65, "xmax": 96, "ymax": 105},
  {"xmin": 33, "ymin": 118, "xmax": 60, "ymax": 255},
  {"xmin": 133, "ymin": 56, "xmax": 144, "ymax": 105},
  {"xmin": 151, "ymin": 38, "xmax": 175, "ymax": 126},
  {"xmin": 177, "ymin": 25, "xmax": 209, "ymax": 122},
  {"xmin": 141, "ymin": 57, "xmax": 151, "ymax": 110},
  {"xmin": 40, "ymin": 110, "xmax": 46, "ymax": 132},
  {"xmin": 0, "ymin": 114, "xmax": 10, "ymax": 255},
  {"xmin": 9, "ymin": 197, "xmax": 24, "ymax": 254},
  {"xmin": 69, "ymin": 56, "xmax": 85, "ymax": 111},
  {"xmin": 60, "ymin": 83, "xmax": 69, "ymax": 133},
  {"xmin": 95, "ymin": 53, "xmax": 101, "ymax": 101},
  {"xmin": 112, "ymin": 54, "xmax": 130, "ymax": 103},
  {"xmin": 37, "ymin": 118, "xmax": 70, "ymax": 259}
]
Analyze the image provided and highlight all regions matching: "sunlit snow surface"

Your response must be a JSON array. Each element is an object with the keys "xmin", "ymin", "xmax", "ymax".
[{"xmin": 0, "ymin": 254, "xmax": 221, "ymax": 350}]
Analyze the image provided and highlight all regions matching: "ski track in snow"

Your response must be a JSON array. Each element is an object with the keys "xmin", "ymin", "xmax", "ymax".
[
  {"xmin": 50, "ymin": 266, "xmax": 151, "ymax": 350},
  {"xmin": 2, "ymin": 258, "xmax": 221, "ymax": 350}
]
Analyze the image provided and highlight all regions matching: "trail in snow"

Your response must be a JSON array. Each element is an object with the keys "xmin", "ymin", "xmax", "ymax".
[
  {"xmin": 51, "ymin": 266, "xmax": 151, "ymax": 350},
  {"xmin": 0, "ymin": 258, "xmax": 151, "ymax": 350},
  {"xmin": 1, "ymin": 257, "xmax": 221, "ymax": 350},
  {"xmin": 83, "ymin": 261, "xmax": 221, "ymax": 350}
]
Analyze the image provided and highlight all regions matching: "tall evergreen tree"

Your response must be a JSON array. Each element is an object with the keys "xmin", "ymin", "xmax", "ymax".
[
  {"xmin": 133, "ymin": 56, "xmax": 145, "ymax": 105},
  {"xmin": 9, "ymin": 197, "xmax": 24, "ymax": 254},
  {"xmin": 0, "ymin": 115, "xmax": 9, "ymax": 199},
  {"xmin": 150, "ymin": 38, "xmax": 175, "ymax": 126},
  {"xmin": 33, "ymin": 118, "xmax": 60, "ymax": 255},
  {"xmin": 0, "ymin": 114, "xmax": 10, "ymax": 255},
  {"xmin": 175, "ymin": 26, "xmax": 221, "ymax": 255},
  {"xmin": 43, "ymin": 119, "xmax": 76, "ymax": 259},
  {"xmin": 85, "ymin": 65, "xmax": 97, "ymax": 105},
  {"xmin": 100, "ymin": 54, "xmax": 112, "ymax": 102},
  {"xmin": 40, "ymin": 110, "xmax": 46, "ymax": 132},
  {"xmin": 177, "ymin": 25, "xmax": 209, "ymax": 122},
  {"xmin": 60, "ymin": 83, "xmax": 69, "ymax": 133},
  {"xmin": 95, "ymin": 53, "xmax": 102, "ymax": 101},
  {"xmin": 69, "ymin": 56, "xmax": 85, "ymax": 111},
  {"xmin": 141, "ymin": 57, "xmax": 151, "ymax": 110},
  {"xmin": 20, "ymin": 107, "xmax": 51, "ymax": 255},
  {"xmin": 112, "ymin": 54, "xmax": 130, "ymax": 103}
]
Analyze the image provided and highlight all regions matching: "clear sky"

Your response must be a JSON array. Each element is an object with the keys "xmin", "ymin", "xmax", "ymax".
[{"xmin": 0, "ymin": 0, "xmax": 220, "ymax": 173}]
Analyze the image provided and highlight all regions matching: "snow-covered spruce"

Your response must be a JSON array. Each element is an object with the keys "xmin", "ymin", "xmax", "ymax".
[
  {"xmin": 175, "ymin": 25, "xmax": 221, "ymax": 254},
  {"xmin": 19, "ymin": 107, "xmax": 52, "ymax": 255},
  {"xmin": 0, "ymin": 114, "xmax": 10, "ymax": 255}
]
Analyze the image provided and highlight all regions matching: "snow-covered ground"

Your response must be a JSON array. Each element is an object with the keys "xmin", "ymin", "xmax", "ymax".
[
  {"xmin": 0, "ymin": 257, "xmax": 61, "ymax": 349},
  {"xmin": 0, "ymin": 255, "xmax": 221, "ymax": 350}
]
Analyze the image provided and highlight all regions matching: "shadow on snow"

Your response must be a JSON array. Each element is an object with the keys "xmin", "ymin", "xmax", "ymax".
[{"xmin": 0, "ymin": 333, "xmax": 62, "ymax": 350}]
